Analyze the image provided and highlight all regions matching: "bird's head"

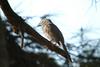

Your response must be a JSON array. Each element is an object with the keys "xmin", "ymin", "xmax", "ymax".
[{"xmin": 37, "ymin": 18, "xmax": 53, "ymax": 27}]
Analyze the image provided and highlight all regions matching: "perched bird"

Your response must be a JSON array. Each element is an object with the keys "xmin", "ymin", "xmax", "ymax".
[{"xmin": 38, "ymin": 16, "xmax": 72, "ymax": 63}]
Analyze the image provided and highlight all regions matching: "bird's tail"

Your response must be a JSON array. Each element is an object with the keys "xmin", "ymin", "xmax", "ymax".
[{"xmin": 61, "ymin": 42, "xmax": 72, "ymax": 64}]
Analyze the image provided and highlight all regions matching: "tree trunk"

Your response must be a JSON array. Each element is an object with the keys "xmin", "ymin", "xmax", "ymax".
[{"xmin": 0, "ymin": 17, "xmax": 9, "ymax": 67}]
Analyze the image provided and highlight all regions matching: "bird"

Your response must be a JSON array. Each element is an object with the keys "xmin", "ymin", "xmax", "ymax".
[{"xmin": 37, "ymin": 15, "xmax": 72, "ymax": 63}]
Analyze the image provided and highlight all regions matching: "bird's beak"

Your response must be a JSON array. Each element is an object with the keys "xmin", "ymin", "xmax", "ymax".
[{"xmin": 37, "ymin": 23, "xmax": 41, "ymax": 27}]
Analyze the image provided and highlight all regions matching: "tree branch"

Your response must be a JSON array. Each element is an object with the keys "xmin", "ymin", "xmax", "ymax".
[{"xmin": 0, "ymin": 0, "xmax": 71, "ymax": 62}]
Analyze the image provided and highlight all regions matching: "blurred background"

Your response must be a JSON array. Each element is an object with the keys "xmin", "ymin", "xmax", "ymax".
[{"xmin": 0, "ymin": 0, "xmax": 100, "ymax": 67}]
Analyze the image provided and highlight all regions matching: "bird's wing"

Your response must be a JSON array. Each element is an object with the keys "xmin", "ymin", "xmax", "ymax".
[
  {"xmin": 50, "ymin": 23, "xmax": 72, "ymax": 63},
  {"xmin": 49, "ymin": 23, "xmax": 64, "ymax": 44}
]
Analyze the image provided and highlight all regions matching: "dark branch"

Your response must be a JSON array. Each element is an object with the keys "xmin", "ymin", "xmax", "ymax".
[{"xmin": 0, "ymin": 0, "xmax": 71, "ymax": 62}]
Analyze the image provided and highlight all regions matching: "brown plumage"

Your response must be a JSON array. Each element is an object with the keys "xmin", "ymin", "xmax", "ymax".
[{"xmin": 38, "ymin": 18, "xmax": 72, "ymax": 63}]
